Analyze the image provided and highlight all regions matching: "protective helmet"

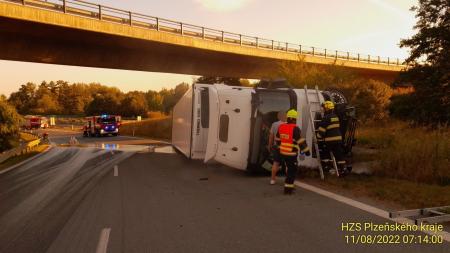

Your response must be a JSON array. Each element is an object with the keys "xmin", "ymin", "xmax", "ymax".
[
  {"xmin": 286, "ymin": 109, "xmax": 298, "ymax": 119},
  {"xmin": 322, "ymin": 101, "xmax": 335, "ymax": 110}
]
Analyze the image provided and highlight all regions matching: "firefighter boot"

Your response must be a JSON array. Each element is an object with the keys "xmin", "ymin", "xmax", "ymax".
[{"xmin": 284, "ymin": 184, "xmax": 295, "ymax": 195}]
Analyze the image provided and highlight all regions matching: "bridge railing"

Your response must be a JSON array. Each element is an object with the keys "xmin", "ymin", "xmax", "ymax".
[{"xmin": 3, "ymin": 0, "xmax": 406, "ymax": 66}]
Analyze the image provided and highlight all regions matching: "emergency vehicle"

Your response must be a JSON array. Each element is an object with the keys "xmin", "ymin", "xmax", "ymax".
[
  {"xmin": 23, "ymin": 115, "xmax": 49, "ymax": 129},
  {"xmin": 172, "ymin": 82, "xmax": 356, "ymax": 173},
  {"xmin": 83, "ymin": 115, "xmax": 121, "ymax": 137}
]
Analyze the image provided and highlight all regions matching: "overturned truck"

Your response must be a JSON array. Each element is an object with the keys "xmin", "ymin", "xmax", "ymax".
[{"xmin": 172, "ymin": 82, "xmax": 356, "ymax": 174}]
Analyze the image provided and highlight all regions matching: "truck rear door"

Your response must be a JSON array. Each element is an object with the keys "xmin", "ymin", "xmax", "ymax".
[{"xmin": 205, "ymin": 85, "xmax": 252, "ymax": 170}]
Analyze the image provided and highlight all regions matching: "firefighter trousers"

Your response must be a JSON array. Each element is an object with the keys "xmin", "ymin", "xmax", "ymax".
[
  {"xmin": 326, "ymin": 142, "xmax": 346, "ymax": 173},
  {"xmin": 282, "ymin": 155, "xmax": 298, "ymax": 194}
]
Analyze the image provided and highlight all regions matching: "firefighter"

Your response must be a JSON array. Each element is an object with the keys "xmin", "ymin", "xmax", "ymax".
[
  {"xmin": 317, "ymin": 101, "xmax": 348, "ymax": 176},
  {"xmin": 276, "ymin": 109, "xmax": 311, "ymax": 195}
]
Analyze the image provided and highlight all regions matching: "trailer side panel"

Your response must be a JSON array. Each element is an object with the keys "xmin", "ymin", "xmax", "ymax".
[{"xmin": 172, "ymin": 86, "xmax": 194, "ymax": 158}]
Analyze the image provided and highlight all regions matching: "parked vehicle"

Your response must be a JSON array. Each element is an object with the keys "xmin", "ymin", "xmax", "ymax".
[
  {"xmin": 172, "ymin": 83, "xmax": 356, "ymax": 173},
  {"xmin": 23, "ymin": 115, "xmax": 49, "ymax": 129},
  {"xmin": 83, "ymin": 115, "xmax": 121, "ymax": 137}
]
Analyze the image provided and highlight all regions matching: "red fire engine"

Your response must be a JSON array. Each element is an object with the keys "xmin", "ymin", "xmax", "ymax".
[{"xmin": 83, "ymin": 115, "xmax": 121, "ymax": 137}]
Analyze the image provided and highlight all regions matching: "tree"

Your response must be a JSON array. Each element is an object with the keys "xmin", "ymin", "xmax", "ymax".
[
  {"xmin": 277, "ymin": 56, "xmax": 355, "ymax": 89},
  {"xmin": 275, "ymin": 57, "xmax": 395, "ymax": 121},
  {"xmin": 8, "ymin": 82, "xmax": 37, "ymax": 115},
  {"xmin": 397, "ymin": 0, "xmax": 449, "ymax": 124},
  {"xmin": 0, "ymin": 98, "xmax": 22, "ymax": 152},
  {"xmin": 145, "ymin": 90, "xmax": 163, "ymax": 112},
  {"xmin": 195, "ymin": 76, "xmax": 242, "ymax": 86},
  {"xmin": 159, "ymin": 83, "xmax": 190, "ymax": 114},
  {"xmin": 347, "ymin": 80, "xmax": 393, "ymax": 121},
  {"xmin": 85, "ymin": 93, "xmax": 121, "ymax": 116},
  {"xmin": 32, "ymin": 83, "xmax": 61, "ymax": 114},
  {"xmin": 121, "ymin": 91, "xmax": 148, "ymax": 117},
  {"xmin": 33, "ymin": 94, "xmax": 61, "ymax": 115}
]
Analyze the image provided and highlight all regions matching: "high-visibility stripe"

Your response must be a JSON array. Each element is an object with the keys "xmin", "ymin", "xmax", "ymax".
[
  {"xmin": 337, "ymin": 161, "xmax": 346, "ymax": 164},
  {"xmin": 297, "ymin": 138, "xmax": 306, "ymax": 144},
  {"xmin": 281, "ymin": 144, "xmax": 299, "ymax": 150},
  {"xmin": 318, "ymin": 127, "xmax": 326, "ymax": 132},
  {"xmin": 280, "ymin": 150, "xmax": 297, "ymax": 156},
  {"xmin": 325, "ymin": 136, "xmax": 342, "ymax": 142},
  {"xmin": 327, "ymin": 124, "xmax": 340, "ymax": 130},
  {"xmin": 301, "ymin": 147, "xmax": 310, "ymax": 153},
  {"xmin": 330, "ymin": 117, "xmax": 339, "ymax": 122},
  {"xmin": 284, "ymin": 183, "xmax": 295, "ymax": 188},
  {"xmin": 317, "ymin": 133, "xmax": 322, "ymax": 138}
]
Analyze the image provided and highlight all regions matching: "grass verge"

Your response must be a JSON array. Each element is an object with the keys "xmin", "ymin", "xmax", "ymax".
[
  {"xmin": 0, "ymin": 145, "xmax": 49, "ymax": 173},
  {"xmin": 302, "ymin": 174, "xmax": 450, "ymax": 210},
  {"xmin": 355, "ymin": 120, "xmax": 450, "ymax": 185},
  {"xmin": 19, "ymin": 132, "xmax": 39, "ymax": 142},
  {"xmin": 120, "ymin": 117, "xmax": 171, "ymax": 140},
  {"xmin": 303, "ymin": 120, "xmax": 450, "ymax": 210}
]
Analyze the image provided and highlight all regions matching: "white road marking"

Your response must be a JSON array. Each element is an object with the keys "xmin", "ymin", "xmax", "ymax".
[
  {"xmin": 114, "ymin": 165, "xmax": 118, "ymax": 177},
  {"xmin": 295, "ymin": 181, "xmax": 450, "ymax": 242},
  {"xmin": 95, "ymin": 228, "xmax": 111, "ymax": 253}
]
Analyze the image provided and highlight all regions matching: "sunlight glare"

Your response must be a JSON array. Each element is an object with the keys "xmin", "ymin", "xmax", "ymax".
[{"xmin": 196, "ymin": 0, "xmax": 253, "ymax": 11}]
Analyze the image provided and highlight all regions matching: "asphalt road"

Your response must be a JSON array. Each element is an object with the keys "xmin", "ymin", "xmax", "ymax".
[
  {"xmin": 0, "ymin": 129, "xmax": 448, "ymax": 253},
  {"xmin": 36, "ymin": 128, "xmax": 147, "ymax": 145}
]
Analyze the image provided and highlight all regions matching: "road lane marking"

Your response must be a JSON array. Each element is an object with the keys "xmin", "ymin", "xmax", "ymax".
[
  {"xmin": 294, "ymin": 181, "xmax": 450, "ymax": 242},
  {"xmin": 114, "ymin": 165, "xmax": 118, "ymax": 177},
  {"xmin": 96, "ymin": 228, "xmax": 111, "ymax": 253}
]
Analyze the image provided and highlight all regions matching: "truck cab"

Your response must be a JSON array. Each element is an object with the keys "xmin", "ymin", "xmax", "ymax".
[{"xmin": 172, "ymin": 83, "xmax": 327, "ymax": 172}]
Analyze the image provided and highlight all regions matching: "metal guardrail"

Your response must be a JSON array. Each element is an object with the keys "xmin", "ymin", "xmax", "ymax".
[
  {"xmin": 2, "ymin": 0, "xmax": 406, "ymax": 66},
  {"xmin": 0, "ymin": 132, "xmax": 42, "ymax": 164}
]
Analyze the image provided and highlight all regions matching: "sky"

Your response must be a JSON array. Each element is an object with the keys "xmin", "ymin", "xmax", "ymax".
[{"xmin": 0, "ymin": 0, "xmax": 418, "ymax": 96}]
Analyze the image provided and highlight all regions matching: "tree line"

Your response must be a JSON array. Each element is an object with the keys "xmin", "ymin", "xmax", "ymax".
[{"xmin": 7, "ymin": 80, "xmax": 190, "ymax": 117}]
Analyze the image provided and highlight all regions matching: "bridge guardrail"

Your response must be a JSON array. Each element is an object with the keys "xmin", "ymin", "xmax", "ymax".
[
  {"xmin": 2, "ymin": 0, "xmax": 406, "ymax": 66},
  {"xmin": 0, "ymin": 133, "xmax": 42, "ymax": 164}
]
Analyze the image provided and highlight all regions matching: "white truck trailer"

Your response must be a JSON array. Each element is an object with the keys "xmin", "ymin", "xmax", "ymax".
[{"xmin": 172, "ymin": 83, "xmax": 356, "ymax": 172}]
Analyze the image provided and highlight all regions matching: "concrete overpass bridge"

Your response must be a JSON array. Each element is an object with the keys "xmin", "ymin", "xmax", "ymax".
[{"xmin": 0, "ymin": 0, "xmax": 406, "ymax": 81}]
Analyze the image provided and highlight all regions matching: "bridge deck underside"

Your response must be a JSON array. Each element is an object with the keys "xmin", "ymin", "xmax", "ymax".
[{"xmin": 0, "ymin": 3, "xmax": 401, "ymax": 82}]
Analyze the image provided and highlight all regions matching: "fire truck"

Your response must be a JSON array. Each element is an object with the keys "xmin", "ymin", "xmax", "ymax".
[
  {"xmin": 83, "ymin": 115, "xmax": 121, "ymax": 137},
  {"xmin": 23, "ymin": 115, "xmax": 49, "ymax": 129}
]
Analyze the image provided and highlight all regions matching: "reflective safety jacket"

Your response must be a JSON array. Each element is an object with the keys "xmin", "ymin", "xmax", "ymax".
[
  {"xmin": 317, "ymin": 112, "xmax": 343, "ymax": 143},
  {"xmin": 277, "ymin": 123, "xmax": 310, "ymax": 156}
]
